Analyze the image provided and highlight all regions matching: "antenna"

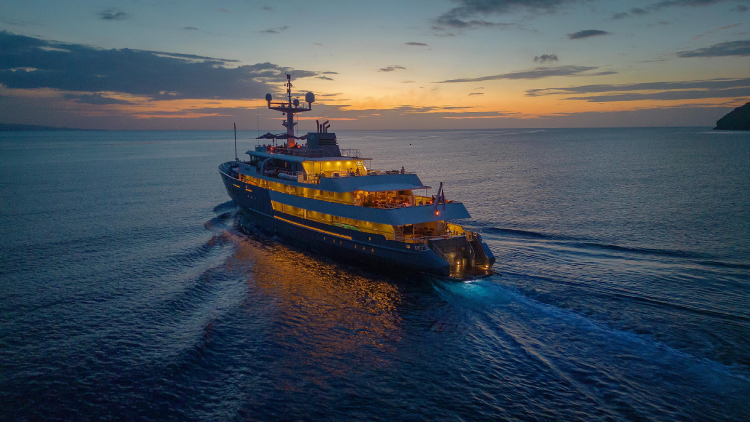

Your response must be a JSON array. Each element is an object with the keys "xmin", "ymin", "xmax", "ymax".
[
  {"xmin": 265, "ymin": 74, "xmax": 313, "ymax": 148},
  {"xmin": 234, "ymin": 122, "xmax": 238, "ymax": 161}
]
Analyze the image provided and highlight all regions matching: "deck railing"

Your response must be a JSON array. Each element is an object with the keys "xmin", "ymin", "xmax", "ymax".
[
  {"xmin": 393, "ymin": 231, "xmax": 466, "ymax": 244},
  {"xmin": 340, "ymin": 149, "xmax": 362, "ymax": 158}
]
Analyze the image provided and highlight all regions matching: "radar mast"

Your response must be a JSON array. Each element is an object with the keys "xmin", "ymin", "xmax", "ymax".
[{"xmin": 265, "ymin": 74, "xmax": 314, "ymax": 148}]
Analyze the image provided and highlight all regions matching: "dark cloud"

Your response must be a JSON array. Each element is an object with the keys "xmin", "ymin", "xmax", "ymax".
[
  {"xmin": 260, "ymin": 26, "xmax": 288, "ymax": 34},
  {"xmin": 677, "ymin": 40, "xmax": 750, "ymax": 57},
  {"xmin": 63, "ymin": 93, "xmax": 133, "ymax": 105},
  {"xmin": 611, "ymin": 0, "xmax": 730, "ymax": 19},
  {"xmin": 99, "ymin": 9, "xmax": 130, "ymax": 20},
  {"xmin": 525, "ymin": 77, "xmax": 750, "ymax": 102},
  {"xmin": 568, "ymin": 30, "xmax": 609, "ymax": 39},
  {"xmin": 379, "ymin": 65, "xmax": 406, "ymax": 72},
  {"xmin": 0, "ymin": 31, "xmax": 322, "ymax": 101},
  {"xmin": 146, "ymin": 51, "xmax": 239, "ymax": 62},
  {"xmin": 392, "ymin": 105, "xmax": 478, "ymax": 113},
  {"xmin": 183, "ymin": 27, "xmax": 199, "ymax": 31},
  {"xmin": 435, "ymin": 0, "xmax": 577, "ymax": 29},
  {"xmin": 437, "ymin": 65, "xmax": 611, "ymax": 83},
  {"xmin": 734, "ymin": 5, "xmax": 748, "ymax": 11},
  {"xmin": 321, "ymin": 71, "xmax": 338, "ymax": 74},
  {"xmin": 564, "ymin": 88, "xmax": 750, "ymax": 102},
  {"xmin": 527, "ymin": 77, "xmax": 750, "ymax": 96},
  {"xmin": 0, "ymin": 16, "xmax": 33, "ymax": 26},
  {"xmin": 262, "ymin": 6, "xmax": 273, "ymax": 11},
  {"xmin": 405, "ymin": 42, "xmax": 429, "ymax": 46},
  {"xmin": 469, "ymin": 92, "xmax": 484, "ymax": 96},
  {"xmin": 316, "ymin": 76, "xmax": 334, "ymax": 80},
  {"xmin": 430, "ymin": 25, "xmax": 457, "ymax": 36},
  {"xmin": 435, "ymin": 19, "xmax": 513, "ymax": 29},
  {"xmin": 534, "ymin": 54, "xmax": 559, "ymax": 63}
]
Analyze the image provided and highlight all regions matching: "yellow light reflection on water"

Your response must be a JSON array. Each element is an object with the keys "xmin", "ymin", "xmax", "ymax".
[{"xmin": 219, "ymin": 228, "xmax": 405, "ymax": 383}]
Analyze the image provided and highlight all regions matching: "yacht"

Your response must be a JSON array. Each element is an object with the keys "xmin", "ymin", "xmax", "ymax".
[{"xmin": 219, "ymin": 75, "xmax": 495, "ymax": 279}]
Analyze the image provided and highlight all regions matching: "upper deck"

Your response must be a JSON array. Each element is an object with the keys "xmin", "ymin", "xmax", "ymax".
[{"xmin": 243, "ymin": 143, "xmax": 429, "ymax": 192}]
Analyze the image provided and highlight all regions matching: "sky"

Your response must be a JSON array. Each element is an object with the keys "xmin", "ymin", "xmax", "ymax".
[{"xmin": 1, "ymin": 0, "xmax": 749, "ymax": 130}]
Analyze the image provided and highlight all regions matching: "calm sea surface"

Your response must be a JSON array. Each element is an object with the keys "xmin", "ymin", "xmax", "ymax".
[{"xmin": 1, "ymin": 128, "xmax": 748, "ymax": 420}]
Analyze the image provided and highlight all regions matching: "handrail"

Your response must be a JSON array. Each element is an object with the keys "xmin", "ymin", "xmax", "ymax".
[
  {"xmin": 394, "ymin": 233, "xmax": 465, "ymax": 244},
  {"xmin": 430, "ymin": 242, "xmax": 451, "ymax": 263},
  {"xmin": 340, "ymin": 148, "xmax": 362, "ymax": 158},
  {"xmin": 467, "ymin": 239, "xmax": 476, "ymax": 263}
]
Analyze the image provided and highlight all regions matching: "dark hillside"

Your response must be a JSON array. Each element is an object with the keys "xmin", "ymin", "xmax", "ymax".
[{"xmin": 714, "ymin": 102, "xmax": 750, "ymax": 130}]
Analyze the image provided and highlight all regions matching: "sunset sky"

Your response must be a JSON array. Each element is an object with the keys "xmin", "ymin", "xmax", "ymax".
[{"xmin": 1, "ymin": 0, "xmax": 748, "ymax": 130}]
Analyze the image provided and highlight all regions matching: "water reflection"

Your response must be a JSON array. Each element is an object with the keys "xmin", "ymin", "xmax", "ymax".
[{"xmin": 218, "ymin": 215, "xmax": 407, "ymax": 384}]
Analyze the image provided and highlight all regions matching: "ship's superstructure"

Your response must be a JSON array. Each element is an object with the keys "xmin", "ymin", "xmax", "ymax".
[{"xmin": 219, "ymin": 75, "xmax": 495, "ymax": 279}]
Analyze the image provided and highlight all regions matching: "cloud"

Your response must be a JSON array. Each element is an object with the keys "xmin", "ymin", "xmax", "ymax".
[
  {"xmin": 389, "ymin": 105, "xmax": 478, "ymax": 114},
  {"xmin": 430, "ymin": 25, "xmax": 457, "ymax": 36},
  {"xmin": 182, "ymin": 27, "xmax": 199, "ymax": 31},
  {"xmin": 525, "ymin": 77, "xmax": 750, "ymax": 102},
  {"xmin": 402, "ymin": 80, "xmax": 416, "ymax": 83},
  {"xmin": 734, "ymin": 5, "xmax": 748, "ymax": 11},
  {"xmin": 0, "ymin": 31, "xmax": 323, "ymax": 101},
  {"xmin": 316, "ymin": 76, "xmax": 334, "ymax": 80},
  {"xmin": 568, "ymin": 30, "xmax": 609, "ymax": 39},
  {"xmin": 262, "ymin": 6, "xmax": 274, "ymax": 11},
  {"xmin": 321, "ymin": 71, "xmax": 338, "ymax": 74},
  {"xmin": 437, "ymin": 65, "xmax": 613, "ymax": 83},
  {"xmin": 434, "ymin": 19, "xmax": 513, "ymax": 30},
  {"xmin": 434, "ymin": 0, "xmax": 578, "ymax": 29},
  {"xmin": 527, "ymin": 77, "xmax": 750, "ymax": 96},
  {"xmin": 0, "ymin": 16, "xmax": 34, "ymax": 26},
  {"xmin": 534, "ymin": 54, "xmax": 559, "ymax": 63},
  {"xmin": 469, "ymin": 92, "xmax": 484, "ymax": 96},
  {"xmin": 99, "ymin": 9, "xmax": 130, "ymax": 20},
  {"xmin": 692, "ymin": 23, "xmax": 742, "ymax": 40},
  {"xmin": 405, "ymin": 42, "xmax": 428, "ymax": 46},
  {"xmin": 63, "ymin": 93, "xmax": 133, "ymax": 105},
  {"xmin": 612, "ymin": 0, "xmax": 731, "ymax": 19},
  {"xmin": 219, "ymin": 8, "xmax": 230, "ymax": 13},
  {"xmin": 146, "ymin": 51, "xmax": 239, "ymax": 62},
  {"xmin": 677, "ymin": 40, "xmax": 750, "ymax": 57},
  {"xmin": 379, "ymin": 65, "xmax": 406, "ymax": 72},
  {"xmin": 260, "ymin": 26, "xmax": 288, "ymax": 34},
  {"xmin": 565, "ymin": 88, "xmax": 750, "ymax": 102}
]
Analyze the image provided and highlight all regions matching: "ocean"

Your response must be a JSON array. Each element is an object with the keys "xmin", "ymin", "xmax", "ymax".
[{"xmin": 1, "ymin": 128, "xmax": 748, "ymax": 420}]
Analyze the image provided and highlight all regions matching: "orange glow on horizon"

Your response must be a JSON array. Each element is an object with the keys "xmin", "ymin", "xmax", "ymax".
[{"xmin": 0, "ymin": 85, "xmax": 741, "ymax": 127}]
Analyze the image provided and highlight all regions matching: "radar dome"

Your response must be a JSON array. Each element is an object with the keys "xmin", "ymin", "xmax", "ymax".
[
  {"xmin": 265, "ymin": 93, "xmax": 272, "ymax": 102},
  {"xmin": 293, "ymin": 98, "xmax": 300, "ymax": 107},
  {"xmin": 305, "ymin": 92, "xmax": 315, "ymax": 104}
]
